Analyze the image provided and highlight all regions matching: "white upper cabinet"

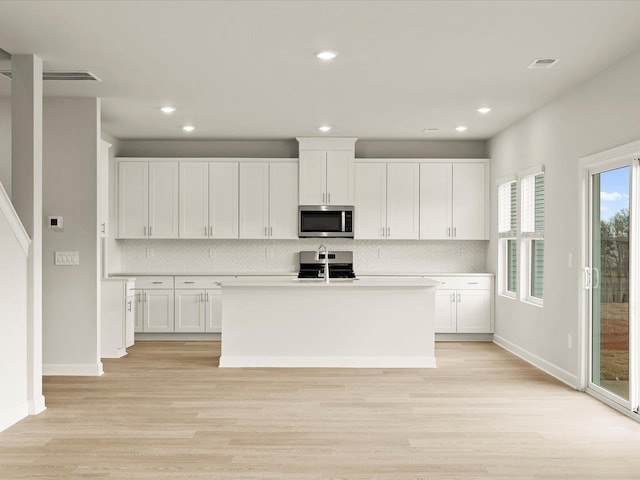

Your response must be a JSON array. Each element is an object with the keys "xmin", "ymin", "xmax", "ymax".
[
  {"xmin": 117, "ymin": 161, "xmax": 149, "ymax": 239},
  {"xmin": 179, "ymin": 162, "xmax": 209, "ymax": 238},
  {"xmin": 386, "ymin": 163, "xmax": 419, "ymax": 239},
  {"xmin": 355, "ymin": 163, "xmax": 387, "ymax": 239},
  {"xmin": 239, "ymin": 163, "xmax": 270, "ymax": 239},
  {"xmin": 419, "ymin": 163, "xmax": 451, "ymax": 240},
  {"xmin": 209, "ymin": 163, "xmax": 239, "ymax": 239},
  {"xmin": 297, "ymin": 137, "xmax": 356, "ymax": 206},
  {"xmin": 239, "ymin": 161, "xmax": 298, "ymax": 239},
  {"xmin": 452, "ymin": 163, "xmax": 487, "ymax": 240},
  {"xmin": 148, "ymin": 162, "xmax": 179, "ymax": 238},
  {"xmin": 269, "ymin": 162, "xmax": 298, "ymax": 239},
  {"xmin": 117, "ymin": 160, "xmax": 178, "ymax": 239},
  {"xmin": 355, "ymin": 162, "xmax": 419, "ymax": 240},
  {"xmin": 420, "ymin": 162, "xmax": 488, "ymax": 240},
  {"xmin": 179, "ymin": 162, "xmax": 239, "ymax": 239}
]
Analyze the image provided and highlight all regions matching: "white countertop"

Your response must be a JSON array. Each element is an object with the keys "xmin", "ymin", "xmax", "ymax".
[{"xmin": 218, "ymin": 276, "xmax": 440, "ymax": 288}]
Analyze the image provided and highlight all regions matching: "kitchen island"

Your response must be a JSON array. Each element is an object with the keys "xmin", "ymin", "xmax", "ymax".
[{"xmin": 219, "ymin": 277, "xmax": 438, "ymax": 368}]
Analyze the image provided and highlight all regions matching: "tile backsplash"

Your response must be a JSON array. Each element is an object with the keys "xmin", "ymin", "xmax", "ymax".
[{"xmin": 118, "ymin": 239, "xmax": 488, "ymax": 274}]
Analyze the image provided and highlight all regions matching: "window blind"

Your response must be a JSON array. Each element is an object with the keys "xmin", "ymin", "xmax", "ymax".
[
  {"xmin": 521, "ymin": 174, "xmax": 544, "ymax": 234},
  {"xmin": 498, "ymin": 181, "xmax": 517, "ymax": 234}
]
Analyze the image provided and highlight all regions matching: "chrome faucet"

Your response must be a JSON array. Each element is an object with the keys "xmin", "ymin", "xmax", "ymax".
[{"xmin": 316, "ymin": 244, "xmax": 330, "ymax": 283}]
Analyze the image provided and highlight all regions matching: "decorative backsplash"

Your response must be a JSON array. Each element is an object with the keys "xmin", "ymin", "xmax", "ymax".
[{"xmin": 118, "ymin": 239, "xmax": 488, "ymax": 274}]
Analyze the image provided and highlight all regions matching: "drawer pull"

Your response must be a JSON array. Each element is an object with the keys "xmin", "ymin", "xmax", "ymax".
[
  {"xmin": 467, "ymin": 282, "xmax": 479, "ymax": 285},
  {"xmin": 152, "ymin": 281, "xmax": 163, "ymax": 284},
  {"xmin": 184, "ymin": 281, "xmax": 195, "ymax": 284}
]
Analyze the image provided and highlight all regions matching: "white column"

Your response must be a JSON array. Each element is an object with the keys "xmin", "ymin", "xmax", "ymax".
[{"xmin": 11, "ymin": 54, "xmax": 46, "ymax": 415}]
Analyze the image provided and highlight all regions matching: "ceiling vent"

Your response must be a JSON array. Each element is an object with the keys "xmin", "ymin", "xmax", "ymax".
[
  {"xmin": 0, "ymin": 70, "xmax": 101, "ymax": 81},
  {"xmin": 527, "ymin": 58, "xmax": 559, "ymax": 69}
]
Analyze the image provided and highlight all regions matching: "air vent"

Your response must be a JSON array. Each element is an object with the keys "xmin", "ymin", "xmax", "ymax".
[
  {"xmin": 0, "ymin": 70, "xmax": 101, "ymax": 81},
  {"xmin": 527, "ymin": 58, "xmax": 559, "ymax": 69}
]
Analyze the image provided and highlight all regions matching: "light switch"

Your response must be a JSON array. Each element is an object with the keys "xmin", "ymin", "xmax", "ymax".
[{"xmin": 55, "ymin": 251, "xmax": 79, "ymax": 266}]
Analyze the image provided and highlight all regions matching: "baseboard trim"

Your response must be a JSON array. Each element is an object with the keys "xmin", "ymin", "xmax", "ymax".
[
  {"xmin": 135, "ymin": 333, "xmax": 220, "ymax": 341},
  {"xmin": 493, "ymin": 335, "xmax": 578, "ymax": 389},
  {"xmin": 28, "ymin": 395, "xmax": 46, "ymax": 415},
  {"xmin": 436, "ymin": 333, "xmax": 493, "ymax": 342},
  {"xmin": 0, "ymin": 401, "xmax": 29, "ymax": 432},
  {"xmin": 219, "ymin": 355, "xmax": 437, "ymax": 368},
  {"xmin": 43, "ymin": 362, "xmax": 104, "ymax": 376}
]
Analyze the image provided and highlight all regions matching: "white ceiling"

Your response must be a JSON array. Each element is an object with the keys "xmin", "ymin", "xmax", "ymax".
[{"xmin": 1, "ymin": 0, "xmax": 640, "ymax": 141}]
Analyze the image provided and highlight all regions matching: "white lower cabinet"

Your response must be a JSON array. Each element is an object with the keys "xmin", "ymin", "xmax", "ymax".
[
  {"xmin": 134, "ymin": 276, "xmax": 174, "ymax": 333},
  {"xmin": 101, "ymin": 279, "xmax": 135, "ymax": 358},
  {"xmin": 432, "ymin": 276, "xmax": 493, "ymax": 333},
  {"xmin": 174, "ymin": 277, "xmax": 224, "ymax": 333},
  {"xmin": 205, "ymin": 290, "xmax": 222, "ymax": 333}
]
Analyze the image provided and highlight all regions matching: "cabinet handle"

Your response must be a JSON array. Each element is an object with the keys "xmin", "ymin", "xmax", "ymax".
[
  {"xmin": 264, "ymin": 226, "xmax": 268, "ymax": 237},
  {"xmin": 451, "ymin": 293, "xmax": 455, "ymax": 303},
  {"xmin": 206, "ymin": 293, "xmax": 209, "ymax": 303},
  {"xmin": 457, "ymin": 292, "xmax": 461, "ymax": 302},
  {"xmin": 144, "ymin": 226, "xmax": 147, "ymax": 237},
  {"xmin": 381, "ymin": 227, "xmax": 385, "ymax": 238},
  {"xmin": 209, "ymin": 226, "xmax": 213, "ymax": 237},
  {"xmin": 204, "ymin": 226, "xmax": 208, "ymax": 237},
  {"xmin": 322, "ymin": 193, "xmax": 325, "ymax": 204},
  {"xmin": 453, "ymin": 227, "xmax": 456, "ymax": 238},
  {"xmin": 149, "ymin": 226, "xmax": 153, "ymax": 237},
  {"xmin": 269, "ymin": 226, "xmax": 273, "ymax": 237},
  {"xmin": 144, "ymin": 293, "xmax": 147, "ymax": 303},
  {"xmin": 100, "ymin": 223, "xmax": 106, "ymax": 234},
  {"xmin": 328, "ymin": 192, "xmax": 331, "ymax": 204},
  {"xmin": 387, "ymin": 226, "xmax": 390, "ymax": 237},
  {"xmin": 447, "ymin": 227, "xmax": 451, "ymax": 238},
  {"xmin": 127, "ymin": 301, "xmax": 132, "ymax": 312}
]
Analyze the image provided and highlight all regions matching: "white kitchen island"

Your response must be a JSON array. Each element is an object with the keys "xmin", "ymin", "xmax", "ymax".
[{"xmin": 219, "ymin": 277, "xmax": 438, "ymax": 368}]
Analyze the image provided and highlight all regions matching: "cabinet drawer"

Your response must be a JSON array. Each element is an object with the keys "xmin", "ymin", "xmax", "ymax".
[
  {"xmin": 175, "ymin": 276, "xmax": 228, "ymax": 289},
  {"xmin": 429, "ymin": 276, "xmax": 492, "ymax": 290},
  {"xmin": 135, "ymin": 276, "xmax": 174, "ymax": 289}
]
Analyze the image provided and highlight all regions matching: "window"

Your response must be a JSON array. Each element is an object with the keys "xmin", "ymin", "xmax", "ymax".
[
  {"xmin": 498, "ymin": 180, "xmax": 517, "ymax": 297},
  {"xmin": 521, "ymin": 172, "xmax": 545, "ymax": 303}
]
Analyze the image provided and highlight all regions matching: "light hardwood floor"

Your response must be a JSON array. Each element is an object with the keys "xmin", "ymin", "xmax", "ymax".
[{"xmin": 1, "ymin": 341, "xmax": 640, "ymax": 479}]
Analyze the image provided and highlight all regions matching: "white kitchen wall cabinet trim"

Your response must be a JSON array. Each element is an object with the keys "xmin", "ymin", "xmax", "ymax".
[
  {"xmin": 297, "ymin": 137, "xmax": 356, "ymax": 205},
  {"xmin": 355, "ymin": 162, "xmax": 420, "ymax": 239}
]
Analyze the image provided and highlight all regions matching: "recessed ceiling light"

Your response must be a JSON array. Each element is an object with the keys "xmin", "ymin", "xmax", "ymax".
[
  {"xmin": 455, "ymin": 126, "xmax": 468, "ymax": 132},
  {"xmin": 182, "ymin": 125, "xmax": 195, "ymax": 132},
  {"xmin": 160, "ymin": 106, "xmax": 176, "ymax": 114},
  {"xmin": 318, "ymin": 125, "xmax": 332, "ymax": 132},
  {"xmin": 423, "ymin": 128, "xmax": 439, "ymax": 133},
  {"xmin": 316, "ymin": 51, "xmax": 338, "ymax": 61},
  {"xmin": 477, "ymin": 107, "xmax": 491, "ymax": 114}
]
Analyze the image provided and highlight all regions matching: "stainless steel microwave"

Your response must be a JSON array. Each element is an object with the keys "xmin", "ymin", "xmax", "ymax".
[{"xmin": 298, "ymin": 205, "xmax": 354, "ymax": 238}]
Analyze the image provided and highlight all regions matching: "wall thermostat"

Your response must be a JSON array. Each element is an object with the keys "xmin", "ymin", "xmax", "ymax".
[{"xmin": 48, "ymin": 216, "xmax": 63, "ymax": 230}]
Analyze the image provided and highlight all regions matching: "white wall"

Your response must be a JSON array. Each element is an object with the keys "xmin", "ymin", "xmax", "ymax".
[
  {"xmin": 489, "ymin": 47, "xmax": 640, "ymax": 386},
  {"xmin": 0, "ymin": 97, "xmax": 10, "ymax": 197},
  {"xmin": 42, "ymin": 97, "xmax": 102, "ymax": 375},
  {"xmin": 0, "ymin": 187, "xmax": 28, "ymax": 431}
]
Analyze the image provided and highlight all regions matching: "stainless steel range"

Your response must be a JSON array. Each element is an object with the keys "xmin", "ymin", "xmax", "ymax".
[{"xmin": 297, "ymin": 251, "xmax": 356, "ymax": 279}]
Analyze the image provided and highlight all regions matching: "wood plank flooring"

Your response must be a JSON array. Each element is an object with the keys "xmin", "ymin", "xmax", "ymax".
[{"xmin": 1, "ymin": 341, "xmax": 640, "ymax": 479}]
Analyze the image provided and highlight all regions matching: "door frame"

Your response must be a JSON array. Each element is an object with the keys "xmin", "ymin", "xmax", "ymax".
[{"xmin": 580, "ymin": 139, "xmax": 640, "ymax": 413}]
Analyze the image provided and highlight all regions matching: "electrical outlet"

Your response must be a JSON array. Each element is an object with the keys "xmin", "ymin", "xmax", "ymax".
[
  {"xmin": 209, "ymin": 248, "xmax": 215, "ymax": 259},
  {"xmin": 265, "ymin": 247, "xmax": 274, "ymax": 259},
  {"xmin": 55, "ymin": 251, "xmax": 79, "ymax": 266},
  {"xmin": 568, "ymin": 333, "xmax": 573, "ymax": 349},
  {"xmin": 568, "ymin": 252, "xmax": 573, "ymax": 268},
  {"xmin": 378, "ymin": 248, "xmax": 384, "ymax": 258},
  {"xmin": 146, "ymin": 248, "xmax": 154, "ymax": 259}
]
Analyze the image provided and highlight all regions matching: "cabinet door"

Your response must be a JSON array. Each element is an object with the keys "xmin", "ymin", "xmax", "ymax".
[
  {"xmin": 125, "ymin": 295, "xmax": 135, "ymax": 347},
  {"xmin": 117, "ymin": 161, "xmax": 148, "ymax": 239},
  {"xmin": 205, "ymin": 290, "xmax": 222, "ymax": 333},
  {"xmin": 239, "ymin": 163, "xmax": 269, "ymax": 239},
  {"xmin": 134, "ymin": 292, "xmax": 145, "ymax": 332},
  {"xmin": 355, "ymin": 163, "xmax": 386, "ymax": 239},
  {"xmin": 419, "ymin": 163, "xmax": 451, "ymax": 240},
  {"xmin": 149, "ymin": 162, "xmax": 179, "ymax": 238},
  {"xmin": 455, "ymin": 289, "xmax": 492, "ymax": 333},
  {"xmin": 210, "ymin": 162, "xmax": 239, "ymax": 239},
  {"xmin": 298, "ymin": 150, "xmax": 326, "ymax": 205},
  {"xmin": 326, "ymin": 150, "xmax": 354, "ymax": 205},
  {"xmin": 269, "ymin": 162, "xmax": 298, "ymax": 239},
  {"xmin": 99, "ymin": 140, "xmax": 111, "ymax": 238},
  {"xmin": 452, "ymin": 163, "xmax": 487, "ymax": 240},
  {"xmin": 174, "ymin": 290, "xmax": 206, "ymax": 332},
  {"xmin": 386, "ymin": 163, "xmax": 419, "ymax": 239},
  {"xmin": 179, "ymin": 162, "xmax": 209, "ymax": 238},
  {"xmin": 434, "ymin": 289, "xmax": 457, "ymax": 333},
  {"xmin": 143, "ymin": 289, "xmax": 175, "ymax": 333}
]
